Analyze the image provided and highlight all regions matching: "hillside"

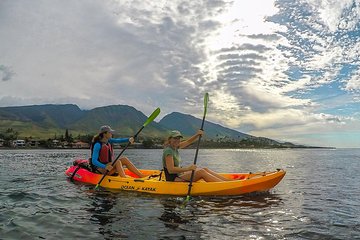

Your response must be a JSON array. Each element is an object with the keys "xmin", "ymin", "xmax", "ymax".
[
  {"xmin": 159, "ymin": 112, "xmax": 252, "ymax": 140},
  {"xmin": 0, "ymin": 104, "xmax": 84, "ymax": 128},
  {"xmin": 0, "ymin": 104, "xmax": 167, "ymax": 139},
  {"xmin": 69, "ymin": 105, "xmax": 167, "ymax": 137},
  {"xmin": 0, "ymin": 103, "xmax": 309, "ymax": 148}
]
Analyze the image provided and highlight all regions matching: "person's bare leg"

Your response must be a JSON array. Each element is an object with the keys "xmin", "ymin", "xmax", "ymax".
[
  {"xmin": 203, "ymin": 168, "xmax": 232, "ymax": 181},
  {"xmin": 197, "ymin": 169, "xmax": 224, "ymax": 182},
  {"xmin": 98, "ymin": 167, "xmax": 117, "ymax": 176},
  {"xmin": 114, "ymin": 161, "xmax": 127, "ymax": 177},
  {"xmin": 178, "ymin": 169, "xmax": 223, "ymax": 182},
  {"xmin": 120, "ymin": 157, "xmax": 145, "ymax": 178}
]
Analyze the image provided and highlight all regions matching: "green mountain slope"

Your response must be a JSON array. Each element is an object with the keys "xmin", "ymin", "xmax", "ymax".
[
  {"xmin": 69, "ymin": 105, "xmax": 167, "ymax": 137},
  {"xmin": 0, "ymin": 104, "xmax": 84, "ymax": 128},
  {"xmin": 159, "ymin": 112, "xmax": 252, "ymax": 140},
  {"xmin": 0, "ymin": 104, "xmax": 296, "ymax": 148},
  {"xmin": 0, "ymin": 104, "xmax": 169, "ymax": 139}
]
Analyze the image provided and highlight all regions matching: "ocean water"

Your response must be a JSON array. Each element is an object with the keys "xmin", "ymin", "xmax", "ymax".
[{"xmin": 0, "ymin": 148, "xmax": 359, "ymax": 239}]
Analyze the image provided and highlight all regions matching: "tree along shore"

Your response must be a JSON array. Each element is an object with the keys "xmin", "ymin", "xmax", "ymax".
[{"xmin": 1, "ymin": 128, "xmax": 327, "ymax": 149}]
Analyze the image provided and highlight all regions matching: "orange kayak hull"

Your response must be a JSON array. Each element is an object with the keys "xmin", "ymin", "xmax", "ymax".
[{"xmin": 65, "ymin": 164, "xmax": 286, "ymax": 196}]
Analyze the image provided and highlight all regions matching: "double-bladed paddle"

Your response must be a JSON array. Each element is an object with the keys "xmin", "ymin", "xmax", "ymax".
[
  {"xmin": 183, "ymin": 93, "xmax": 209, "ymax": 204},
  {"xmin": 95, "ymin": 107, "xmax": 161, "ymax": 189}
]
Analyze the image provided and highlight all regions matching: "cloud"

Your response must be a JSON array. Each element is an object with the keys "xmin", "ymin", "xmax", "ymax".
[
  {"xmin": 0, "ymin": 0, "xmax": 233, "ymax": 117},
  {"xmin": 249, "ymin": 117, "xmax": 360, "ymax": 148},
  {"xmin": 0, "ymin": 65, "xmax": 15, "ymax": 81},
  {"xmin": 305, "ymin": 0, "xmax": 359, "ymax": 32},
  {"xmin": 345, "ymin": 68, "xmax": 360, "ymax": 92}
]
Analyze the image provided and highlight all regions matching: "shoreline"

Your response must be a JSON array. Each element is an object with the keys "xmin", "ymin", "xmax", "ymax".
[{"xmin": 0, "ymin": 146, "xmax": 338, "ymax": 150}]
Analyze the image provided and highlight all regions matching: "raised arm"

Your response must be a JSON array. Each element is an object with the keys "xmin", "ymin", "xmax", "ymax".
[
  {"xmin": 179, "ymin": 130, "xmax": 203, "ymax": 149},
  {"xmin": 109, "ymin": 137, "xmax": 133, "ymax": 144}
]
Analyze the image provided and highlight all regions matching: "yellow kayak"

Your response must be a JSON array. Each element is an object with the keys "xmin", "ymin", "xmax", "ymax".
[{"xmin": 65, "ymin": 160, "xmax": 286, "ymax": 196}]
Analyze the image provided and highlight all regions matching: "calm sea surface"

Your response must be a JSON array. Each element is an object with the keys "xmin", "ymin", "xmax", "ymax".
[{"xmin": 0, "ymin": 148, "xmax": 359, "ymax": 239}]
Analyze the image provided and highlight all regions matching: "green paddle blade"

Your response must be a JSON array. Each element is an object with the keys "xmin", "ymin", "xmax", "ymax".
[
  {"xmin": 203, "ymin": 92, "xmax": 209, "ymax": 116},
  {"xmin": 143, "ymin": 107, "xmax": 160, "ymax": 127},
  {"xmin": 181, "ymin": 195, "xmax": 191, "ymax": 208}
]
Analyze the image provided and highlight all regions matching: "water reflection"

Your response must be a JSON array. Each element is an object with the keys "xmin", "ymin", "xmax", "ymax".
[
  {"xmin": 191, "ymin": 192, "xmax": 283, "ymax": 210},
  {"xmin": 158, "ymin": 192, "xmax": 283, "ymax": 239},
  {"xmin": 159, "ymin": 198, "xmax": 189, "ymax": 229},
  {"xmin": 188, "ymin": 193, "xmax": 284, "ymax": 239},
  {"xmin": 86, "ymin": 191, "xmax": 128, "ymax": 239},
  {"xmin": 158, "ymin": 197, "xmax": 202, "ymax": 239},
  {"xmin": 88, "ymin": 192, "xmax": 116, "ymax": 225}
]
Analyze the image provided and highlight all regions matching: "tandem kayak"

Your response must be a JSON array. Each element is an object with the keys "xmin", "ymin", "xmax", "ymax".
[{"xmin": 65, "ymin": 160, "xmax": 286, "ymax": 196}]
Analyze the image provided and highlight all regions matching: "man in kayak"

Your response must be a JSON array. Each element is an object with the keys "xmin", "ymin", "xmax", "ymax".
[
  {"xmin": 162, "ymin": 130, "xmax": 231, "ymax": 182},
  {"xmin": 90, "ymin": 125, "xmax": 145, "ymax": 178}
]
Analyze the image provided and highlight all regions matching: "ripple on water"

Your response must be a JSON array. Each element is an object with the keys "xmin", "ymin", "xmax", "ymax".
[{"xmin": 6, "ymin": 191, "xmax": 40, "ymax": 202}]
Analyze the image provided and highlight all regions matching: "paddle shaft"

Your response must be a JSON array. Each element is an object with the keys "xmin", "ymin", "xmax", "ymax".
[
  {"xmin": 186, "ymin": 119, "xmax": 205, "ymax": 193},
  {"xmin": 186, "ymin": 93, "xmax": 208, "ymax": 199}
]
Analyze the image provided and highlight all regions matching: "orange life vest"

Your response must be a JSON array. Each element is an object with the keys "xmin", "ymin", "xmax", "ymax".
[
  {"xmin": 98, "ymin": 142, "xmax": 113, "ymax": 164},
  {"xmin": 90, "ymin": 141, "xmax": 114, "ymax": 164}
]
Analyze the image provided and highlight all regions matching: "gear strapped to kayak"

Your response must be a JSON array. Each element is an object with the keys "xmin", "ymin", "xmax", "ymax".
[{"xmin": 69, "ymin": 159, "xmax": 93, "ymax": 181}]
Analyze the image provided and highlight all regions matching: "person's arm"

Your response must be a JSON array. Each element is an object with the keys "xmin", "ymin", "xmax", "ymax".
[
  {"xmin": 91, "ymin": 143, "xmax": 106, "ymax": 169},
  {"xmin": 179, "ymin": 130, "xmax": 203, "ymax": 149},
  {"xmin": 109, "ymin": 137, "xmax": 134, "ymax": 144},
  {"xmin": 165, "ymin": 155, "xmax": 196, "ymax": 174}
]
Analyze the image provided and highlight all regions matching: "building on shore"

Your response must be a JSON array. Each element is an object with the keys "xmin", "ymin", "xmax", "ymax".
[
  {"xmin": 12, "ymin": 139, "xmax": 26, "ymax": 147},
  {"xmin": 72, "ymin": 141, "xmax": 90, "ymax": 149}
]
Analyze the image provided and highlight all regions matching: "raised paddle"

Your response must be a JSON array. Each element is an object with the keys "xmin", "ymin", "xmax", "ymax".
[
  {"xmin": 95, "ymin": 107, "xmax": 161, "ymax": 189},
  {"xmin": 184, "ymin": 93, "xmax": 209, "ymax": 204}
]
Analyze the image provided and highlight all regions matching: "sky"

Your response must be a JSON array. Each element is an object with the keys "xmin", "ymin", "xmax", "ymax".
[{"xmin": 0, "ymin": 0, "xmax": 360, "ymax": 148}]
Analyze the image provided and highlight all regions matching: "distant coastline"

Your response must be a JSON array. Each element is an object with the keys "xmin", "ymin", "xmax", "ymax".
[{"xmin": 0, "ymin": 143, "xmax": 335, "ymax": 150}]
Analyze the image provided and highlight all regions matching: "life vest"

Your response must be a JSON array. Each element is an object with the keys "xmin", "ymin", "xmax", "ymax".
[
  {"xmin": 99, "ymin": 142, "xmax": 114, "ymax": 164},
  {"xmin": 90, "ymin": 141, "xmax": 114, "ymax": 165}
]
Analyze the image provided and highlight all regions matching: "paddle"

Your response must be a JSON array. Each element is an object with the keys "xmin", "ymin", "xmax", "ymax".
[
  {"xmin": 184, "ymin": 93, "xmax": 209, "ymax": 204},
  {"xmin": 94, "ymin": 107, "xmax": 161, "ymax": 189}
]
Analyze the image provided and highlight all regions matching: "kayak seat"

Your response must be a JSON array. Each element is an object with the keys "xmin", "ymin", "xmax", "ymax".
[{"xmin": 146, "ymin": 169, "xmax": 164, "ymax": 181}]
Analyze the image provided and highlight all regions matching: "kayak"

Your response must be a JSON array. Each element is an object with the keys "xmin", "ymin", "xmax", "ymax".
[{"xmin": 65, "ymin": 159, "xmax": 286, "ymax": 196}]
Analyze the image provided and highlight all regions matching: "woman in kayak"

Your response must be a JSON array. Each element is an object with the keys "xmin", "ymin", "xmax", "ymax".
[
  {"xmin": 90, "ymin": 125, "xmax": 145, "ymax": 178},
  {"xmin": 162, "ymin": 130, "xmax": 231, "ymax": 182}
]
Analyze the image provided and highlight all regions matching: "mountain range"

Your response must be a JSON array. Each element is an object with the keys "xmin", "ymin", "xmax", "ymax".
[{"xmin": 0, "ymin": 104, "xmax": 302, "ymax": 147}]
